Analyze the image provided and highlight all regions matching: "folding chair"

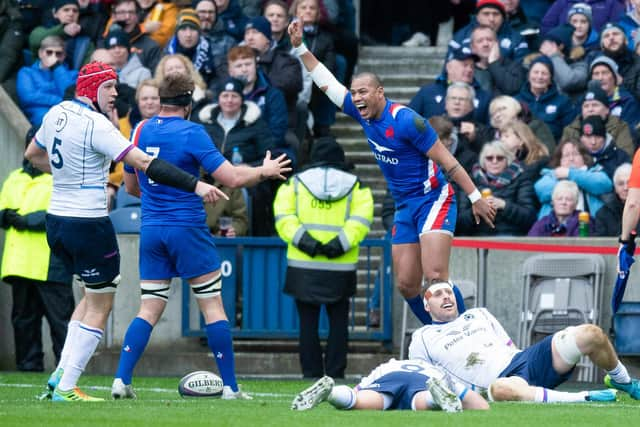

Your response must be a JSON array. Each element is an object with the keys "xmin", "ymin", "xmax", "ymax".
[
  {"xmin": 109, "ymin": 207, "xmax": 142, "ymax": 234},
  {"xmin": 519, "ymin": 254, "xmax": 605, "ymax": 382},
  {"xmin": 399, "ymin": 279, "xmax": 477, "ymax": 359}
]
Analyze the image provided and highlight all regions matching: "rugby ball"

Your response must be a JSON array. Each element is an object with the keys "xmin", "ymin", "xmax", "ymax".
[{"xmin": 178, "ymin": 371, "xmax": 224, "ymax": 397}]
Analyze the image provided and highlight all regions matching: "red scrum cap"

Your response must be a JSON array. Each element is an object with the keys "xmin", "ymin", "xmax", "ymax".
[{"xmin": 76, "ymin": 61, "xmax": 118, "ymax": 103}]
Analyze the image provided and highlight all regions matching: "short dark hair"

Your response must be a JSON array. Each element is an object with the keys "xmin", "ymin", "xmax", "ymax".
[
  {"xmin": 159, "ymin": 73, "xmax": 195, "ymax": 101},
  {"xmin": 352, "ymin": 71, "xmax": 383, "ymax": 88}
]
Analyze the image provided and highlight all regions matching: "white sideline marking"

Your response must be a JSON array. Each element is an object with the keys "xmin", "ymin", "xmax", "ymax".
[{"xmin": 0, "ymin": 383, "xmax": 290, "ymax": 398}]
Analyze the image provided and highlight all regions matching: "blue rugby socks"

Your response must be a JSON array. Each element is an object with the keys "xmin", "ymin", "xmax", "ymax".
[
  {"xmin": 206, "ymin": 320, "xmax": 238, "ymax": 392},
  {"xmin": 115, "ymin": 317, "xmax": 153, "ymax": 385}
]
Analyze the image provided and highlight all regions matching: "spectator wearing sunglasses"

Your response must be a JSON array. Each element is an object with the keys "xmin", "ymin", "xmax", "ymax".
[
  {"xmin": 456, "ymin": 140, "xmax": 537, "ymax": 236},
  {"xmin": 17, "ymin": 35, "xmax": 78, "ymax": 126}
]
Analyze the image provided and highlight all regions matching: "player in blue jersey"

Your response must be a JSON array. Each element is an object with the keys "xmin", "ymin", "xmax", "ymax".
[
  {"xmin": 287, "ymin": 20, "xmax": 496, "ymax": 325},
  {"xmin": 110, "ymin": 73, "xmax": 291, "ymax": 400},
  {"xmin": 25, "ymin": 62, "xmax": 226, "ymax": 402},
  {"xmin": 291, "ymin": 358, "xmax": 489, "ymax": 412}
]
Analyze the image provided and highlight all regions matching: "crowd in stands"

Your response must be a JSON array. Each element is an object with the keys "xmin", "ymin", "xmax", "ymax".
[{"xmin": 3, "ymin": 0, "xmax": 640, "ymax": 239}]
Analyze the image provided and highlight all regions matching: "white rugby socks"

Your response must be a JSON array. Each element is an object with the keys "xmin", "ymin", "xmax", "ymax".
[
  {"xmin": 56, "ymin": 320, "xmax": 80, "ymax": 371},
  {"xmin": 607, "ymin": 361, "xmax": 632, "ymax": 384},
  {"xmin": 328, "ymin": 385, "xmax": 357, "ymax": 409},
  {"xmin": 57, "ymin": 323, "xmax": 103, "ymax": 391},
  {"xmin": 534, "ymin": 387, "xmax": 588, "ymax": 403}
]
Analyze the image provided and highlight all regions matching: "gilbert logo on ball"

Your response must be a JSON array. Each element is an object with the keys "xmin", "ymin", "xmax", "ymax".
[{"xmin": 178, "ymin": 371, "xmax": 224, "ymax": 397}]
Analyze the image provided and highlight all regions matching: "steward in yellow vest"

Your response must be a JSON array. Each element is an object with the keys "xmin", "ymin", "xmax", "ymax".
[
  {"xmin": 1, "ymin": 156, "xmax": 74, "ymax": 371},
  {"xmin": 273, "ymin": 137, "xmax": 373, "ymax": 378}
]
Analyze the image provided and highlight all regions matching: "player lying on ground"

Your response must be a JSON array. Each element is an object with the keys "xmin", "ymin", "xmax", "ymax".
[
  {"xmin": 287, "ymin": 19, "xmax": 496, "ymax": 326},
  {"xmin": 408, "ymin": 282, "xmax": 640, "ymax": 402},
  {"xmin": 291, "ymin": 358, "xmax": 489, "ymax": 412}
]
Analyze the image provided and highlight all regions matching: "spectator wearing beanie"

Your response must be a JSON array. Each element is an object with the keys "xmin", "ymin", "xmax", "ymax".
[
  {"xmin": 194, "ymin": 76, "xmax": 276, "ymax": 166},
  {"xmin": 566, "ymin": 3, "xmax": 599, "ymax": 52},
  {"xmin": 541, "ymin": 0, "xmax": 625, "ymax": 35},
  {"xmin": 516, "ymin": 55, "xmax": 576, "ymax": 142},
  {"xmin": 562, "ymin": 80, "xmax": 636, "ymax": 157},
  {"xmin": 106, "ymin": 27, "xmax": 151, "ymax": 90},
  {"xmin": 589, "ymin": 55, "xmax": 640, "ymax": 134},
  {"xmin": 28, "ymin": 0, "xmax": 94, "ymax": 70},
  {"xmin": 447, "ymin": 0, "xmax": 529, "ymax": 64},
  {"xmin": 165, "ymin": 8, "xmax": 228, "ymax": 89},
  {"xmin": 588, "ymin": 22, "xmax": 640, "ymax": 101},
  {"xmin": 580, "ymin": 114, "xmax": 630, "ymax": 178}
]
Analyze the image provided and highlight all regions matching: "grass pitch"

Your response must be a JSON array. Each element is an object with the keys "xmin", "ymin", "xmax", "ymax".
[{"xmin": 1, "ymin": 372, "xmax": 638, "ymax": 427}]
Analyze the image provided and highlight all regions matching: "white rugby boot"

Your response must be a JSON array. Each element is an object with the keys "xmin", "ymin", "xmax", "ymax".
[
  {"xmin": 291, "ymin": 376, "xmax": 335, "ymax": 410},
  {"xmin": 111, "ymin": 378, "xmax": 137, "ymax": 399},
  {"xmin": 427, "ymin": 375, "xmax": 462, "ymax": 413}
]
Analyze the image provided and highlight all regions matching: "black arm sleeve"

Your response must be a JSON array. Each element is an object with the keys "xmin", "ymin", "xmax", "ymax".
[{"xmin": 145, "ymin": 158, "xmax": 199, "ymax": 193}]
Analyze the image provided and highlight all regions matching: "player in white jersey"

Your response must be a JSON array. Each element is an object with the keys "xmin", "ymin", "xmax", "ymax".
[
  {"xmin": 409, "ymin": 282, "xmax": 640, "ymax": 402},
  {"xmin": 25, "ymin": 61, "xmax": 226, "ymax": 402},
  {"xmin": 291, "ymin": 358, "xmax": 489, "ymax": 412}
]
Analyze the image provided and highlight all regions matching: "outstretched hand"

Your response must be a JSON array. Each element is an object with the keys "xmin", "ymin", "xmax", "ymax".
[
  {"xmin": 261, "ymin": 150, "xmax": 292, "ymax": 181},
  {"xmin": 195, "ymin": 181, "xmax": 230, "ymax": 204},
  {"xmin": 287, "ymin": 19, "xmax": 303, "ymax": 47},
  {"xmin": 472, "ymin": 198, "xmax": 496, "ymax": 228}
]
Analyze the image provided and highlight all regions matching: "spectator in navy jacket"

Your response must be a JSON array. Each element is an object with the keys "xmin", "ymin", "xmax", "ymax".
[
  {"xmin": 541, "ymin": 0, "xmax": 625, "ymax": 35},
  {"xmin": 216, "ymin": 0, "xmax": 249, "ymax": 42},
  {"xmin": 516, "ymin": 55, "xmax": 577, "ymax": 142},
  {"xmin": 448, "ymin": 0, "xmax": 529, "ymax": 63},
  {"xmin": 580, "ymin": 114, "xmax": 630, "ymax": 178},
  {"xmin": 17, "ymin": 35, "xmax": 77, "ymax": 126},
  {"xmin": 409, "ymin": 50, "xmax": 492, "ymax": 123}
]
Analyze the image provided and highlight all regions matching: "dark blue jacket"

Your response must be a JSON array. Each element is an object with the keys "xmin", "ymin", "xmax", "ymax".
[
  {"xmin": 609, "ymin": 86, "xmax": 640, "ymax": 132},
  {"xmin": 448, "ymin": 17, "xmax": 529, "ymax": 62},
  {"xmin": 16, "ymin": 61, "xmax": 77, "ymax": 126},
  {"xmin": 244, "ymin": 70, "xmax": 288, "ymax": 147},
  {"xmin": 516, "ymin": 82, "xmax": 577, "ymax": 141},
  {"xmin": 408, "ymin": 73, "xmax": 491, "ymax": 124},
  {"xmin": 218, "ymin": 0, "xmax": 249, "ymax": 42},
  {"xmin": 589, "ymin": 137, "xmax": 631, "ymax": 179}
]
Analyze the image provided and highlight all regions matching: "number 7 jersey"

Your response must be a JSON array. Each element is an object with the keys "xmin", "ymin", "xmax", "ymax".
[{"xmin": 34, "ymin": 100, "xmax": 133, "ymax": 218}]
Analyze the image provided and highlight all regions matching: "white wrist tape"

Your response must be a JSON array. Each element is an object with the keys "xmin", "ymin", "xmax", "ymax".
[
  {"xmin": 468, "ymin": 189, "xmax": 482, "ymax": 204},
  {"xmin": 310, "ymin": 62, "xmax": 347, "ymax": 108},
  {"xmin": 291, "ymin": 42, "xmax": 309, "ymax": 57}
]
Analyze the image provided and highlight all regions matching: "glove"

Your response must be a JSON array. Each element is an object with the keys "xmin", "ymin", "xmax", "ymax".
[
  {"xmin": 618, "ymin": 240, "xmax": 636, "ymax": 273},
  {"xmin": 319, "ymin": 236, "xmax": 346, "ymax": 259},
  {"xmin": 297, "ymin": 231, "xmax": 321, "ymax": 257},
  {"xmin": 4, "ymin": 209, "xmax": 27, "ymax": 230}
]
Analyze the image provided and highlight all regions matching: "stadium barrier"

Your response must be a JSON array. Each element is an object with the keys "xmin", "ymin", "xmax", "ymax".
[{"xmin": 180, "ymin": 237, "xmax": 393, "ymax": 343}]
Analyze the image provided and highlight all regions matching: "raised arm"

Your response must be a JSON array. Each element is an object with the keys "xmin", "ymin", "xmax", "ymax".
[
  {"xmin": 122, "ymin": 147, "xmax": 228, "ymax": 204},
  {"xmin": 212, "ymin": 150, "xmax": 292, "ymax": 189},
  {"xmin": 287, "ymin": 19, "xmax": 347, "ymax": 109},
  {"xmin": 427, "ymin": 140, "xmax": 496, "ymax": 227}
]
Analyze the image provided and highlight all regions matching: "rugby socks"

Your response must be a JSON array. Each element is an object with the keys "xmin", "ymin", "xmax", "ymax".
[
  {"xmin": 328, "ymin": 385, "xmax": 357, "ymax": 409},
  {"xmin": 421, "ymin": 391, "xmax": 436, "ymax": 410},
  {"xmin": 57, "ymin": 320, "xmax": 81, "ymax": 371},
  {"xmin": 57, "ymin": 323, "xmax": 103, "ymax": 391},
  {"xmin": 534, "ymin": 387, "xmax": 588, "ymax": 403},
  {"xmin": 206, "ymin": 320, "xmax": 238, "ymax": 392},
  {"xmin": 406, "ymin": 295, "xmax": 432, "ymax": 324},
  {"xmin": 607, "ymin": 361, "xmax": 632, "ymax": 384},
  {"xmin": 115, "ymin": 317, "xmax": 154, "ymax": 385}
]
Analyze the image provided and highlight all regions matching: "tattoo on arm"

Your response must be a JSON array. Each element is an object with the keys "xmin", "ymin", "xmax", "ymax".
[{"xmin": 445, "ymin": 163, "xmax": 462, "ymax": 181}]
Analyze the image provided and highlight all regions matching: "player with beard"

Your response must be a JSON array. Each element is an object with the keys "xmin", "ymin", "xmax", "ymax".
[
  {"xmin": 287, "ymin": 20, "xmax": 496, "ymax": 325},
  {"xmin": 25, "ymin": 61, "xmax": 226, "ymax": 401}
]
